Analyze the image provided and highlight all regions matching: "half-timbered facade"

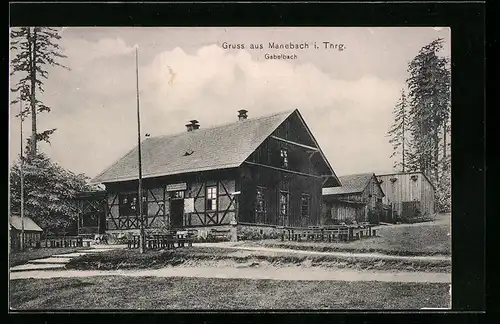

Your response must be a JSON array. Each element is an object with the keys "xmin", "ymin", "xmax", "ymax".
[
  {"xmin": 74, "ymin": 191, "xmax": 107, "ymax": 237},
  {"xmin": 322, "ymin": 173, "xmax": 386, "ymax": 224},
  {"xmin": 91, "ymin": 109, "xmax": 340, "ymax": 240}
]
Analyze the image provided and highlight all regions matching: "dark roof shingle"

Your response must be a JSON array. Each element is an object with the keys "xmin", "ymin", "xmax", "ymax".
[
  {"xmin": 322, "ymin": 173, "xmax": 374, "ymax": 196},
  {"xmin": 92, "ymin": 110, "xmax": 294, "ymax": 184}
]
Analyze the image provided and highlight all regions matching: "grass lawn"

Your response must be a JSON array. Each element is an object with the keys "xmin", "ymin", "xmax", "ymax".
[
  {"xmin": 66, "ymin": 246, "xmax": 237, "ymax": 269},
  {"xmin": 9, "ymin": 276, "xmax": 450, "ymax": 310},
  {"xmin": 245, "ymin": 214, "xmax": 451, "ymax": 256},
  {"xmin": 9, "ymin": 247, "xmax": 88, "ymax": 267},
  {"xmin": 66, "ymin": 246, "xmax": 451, "ymax": 273}
]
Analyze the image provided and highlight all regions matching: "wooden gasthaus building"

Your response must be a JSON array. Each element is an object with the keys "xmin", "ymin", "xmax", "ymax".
[{"xmin": 91, "ymin": 109, "xmax": 341, "ymax": 241}]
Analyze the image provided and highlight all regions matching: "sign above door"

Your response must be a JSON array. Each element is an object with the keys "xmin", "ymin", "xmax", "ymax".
[{"xmin": 166, "ymin": 183, "xmax": 187, "ymax": 192}]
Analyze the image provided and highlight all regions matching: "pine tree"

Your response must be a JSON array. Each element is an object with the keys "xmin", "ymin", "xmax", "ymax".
[
  {"xmin": 10, "ymin": 27, "xmax": 69, "ymax": 158},
  {"xmin": 437, "ymin": 115, "xmax": 452, "ymax": 212},
  {"xmin": 406, "ymin": 38, "xmax": 451, "ymax": 185},
  {"xmin": 436, "ymin": 152, "xmax": 451, "ymax": 212},
  {"xmin": 388, "ymin": 89, "xmax": 410, "ymax": 172}
]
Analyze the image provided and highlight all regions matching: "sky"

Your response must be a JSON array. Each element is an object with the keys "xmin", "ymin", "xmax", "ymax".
[{"xmin": 8, "ymin": 27, "xmax": 451, "ymax": 180}]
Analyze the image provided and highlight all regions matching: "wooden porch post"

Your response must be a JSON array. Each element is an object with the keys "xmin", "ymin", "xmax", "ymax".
[{"xmin": 19, "ymin": 98, "xmax": 25, "ymax": 251}]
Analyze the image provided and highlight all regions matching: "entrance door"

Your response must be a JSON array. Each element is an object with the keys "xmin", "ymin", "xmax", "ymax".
[
  {"xmin": 278, "ymin": 191, "xmax": 289, "ymax": 227},
  {"xmin": 170, "ymin": 191, "xmax": 185, "ymax": 228}
]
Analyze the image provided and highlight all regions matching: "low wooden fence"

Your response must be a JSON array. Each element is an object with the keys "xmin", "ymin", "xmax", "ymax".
[
  {"xmin": 279, "ymin": 224, "xmax": 375, "ymax": 242},
  {"xmin": 11, "ymin": 238, "xmax": 41, "ymax": 251},
  {"xmin": 40, "ymin": 236, "xmax": 89, "ymax": 248}
]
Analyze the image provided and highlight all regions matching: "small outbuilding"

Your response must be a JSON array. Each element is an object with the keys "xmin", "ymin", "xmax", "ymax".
[
  {"xmin": 10, "ymin": 215, "xmax": 43, "ymax": 251},
  {"xmin": 322, "ymin": 173, "xmax": 388, "ymax": 224},
  {"xmin": 376, "ymin": 171, "xmax": 436, "ymax": 222}
]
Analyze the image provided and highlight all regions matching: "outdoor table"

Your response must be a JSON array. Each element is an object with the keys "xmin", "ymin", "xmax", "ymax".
[{"xmin": 176, "ymin": 230, "xmax": 188, "ymax": 247}]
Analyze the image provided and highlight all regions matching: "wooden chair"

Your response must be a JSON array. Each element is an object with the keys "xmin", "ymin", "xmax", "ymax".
[{"xmin": 185, "ymin": 233, "xmax": 196, "ymax": 247}]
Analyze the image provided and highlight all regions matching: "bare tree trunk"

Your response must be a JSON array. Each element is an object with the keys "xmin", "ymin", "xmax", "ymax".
[
  {"xmin": 419, "ymin": 111, "xmax": 424, "ymax": 173},
  {"xmin": 20, "ymin": 100, "xmax": 25, "ymax": 251},
  {"xmin": 434, "ymin": 131, "xmax": 440, "ymax": 184},
  {"xmin": 29, "ymin": 27, "xmax": 37, "ymax": 158},
  {"xmin": 402, "ymin": 100, "xmax": 405, "ymax": 172}
]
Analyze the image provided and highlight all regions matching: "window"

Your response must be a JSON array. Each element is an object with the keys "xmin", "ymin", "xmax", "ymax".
[
  {"xmin": 301, "ymin": 193, "xmax": 310, "ymax": 219},
  {"xmin": 119, "ymin": 193, "xmax": 147, "ymax": 216},
  {"xmin": 280, "ymin": 148, "xmax": 289, "ymax": 168},
  {"xmin": 279, "ymin": 191, "xmax": 289, "ymax": 226},
  {"xmin": 377, "ymin": 198, "xmax": 383, "ymax": 203},
  {"xmin": 141, "ymin": 196, "xmax": 147, "ymax": 215},
  {"xmin": 255, "ymin": 187, "xmax": 267, "ymax": 223},
  {"xmin": 119, "ymin": 194, "xmax": 137, "ymax": 216},
  {"xmin": 206, "ymin": 186, "xmax": 217, "ymax": 211}
]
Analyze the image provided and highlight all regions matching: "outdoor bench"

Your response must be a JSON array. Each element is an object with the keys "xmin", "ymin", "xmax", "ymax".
[
  {"xmin": 41, "ymin": 236, "xmax": 84, "ymax": 248},
  {"xmin": 127, "ymin": 234, "xmax": 176, "ymax": 250}
]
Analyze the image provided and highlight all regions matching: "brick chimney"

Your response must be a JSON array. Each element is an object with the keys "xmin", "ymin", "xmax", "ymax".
[
  {"xmin": 186, "ymin": 119, "xmax": 200, "ymax": 132},
  {"xmin": 238, "ymin": 109, "xmax": 248, "ymax": 121}
]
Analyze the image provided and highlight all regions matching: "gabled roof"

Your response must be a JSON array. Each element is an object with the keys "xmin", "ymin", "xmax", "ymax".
[
  {"xmin": 322, "ymin": 173, "xmax": 378, "ymax": 196},
  {"xmin": 93, "ymin": 109, "xmax": 312, "ymax": 184},
  {"xmin": 10, "ymin": 215, "xmax": 43, "ymax": 232},
  {"xmin": 292, "ymin": 110, "xmax": 340, "ymax": 187}
]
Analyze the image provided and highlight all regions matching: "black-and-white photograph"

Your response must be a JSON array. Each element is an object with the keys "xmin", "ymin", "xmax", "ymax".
[{"xmin": 9, "ymin": 26, "xmax": 451, "ymax": 310}]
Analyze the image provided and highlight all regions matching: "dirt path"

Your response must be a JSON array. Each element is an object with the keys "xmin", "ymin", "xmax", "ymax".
[
  {"xmin": 9, "ymin": 265, "xmax": 451, "ymax": 283},
  {"xmin": 192, "ymin": 242, "xmax": 451, "ymax": 261},
  {"xmin": 10, "ymin": 245, "xmax": 126, "ymax": 273}
]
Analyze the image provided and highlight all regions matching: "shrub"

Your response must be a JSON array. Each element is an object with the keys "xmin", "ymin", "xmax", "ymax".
[{"xmin": 236, "ymin": 226, "xmax": 280, "ymax": 241}]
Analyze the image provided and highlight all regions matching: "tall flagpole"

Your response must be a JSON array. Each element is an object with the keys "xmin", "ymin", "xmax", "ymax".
[
  {"xmin": 20, "ymin": 98, "xmax": 25, "ymax": 251},
  {"xmin": 135, "ymin": 46, "xmax": 145, "ymax": 254}
]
